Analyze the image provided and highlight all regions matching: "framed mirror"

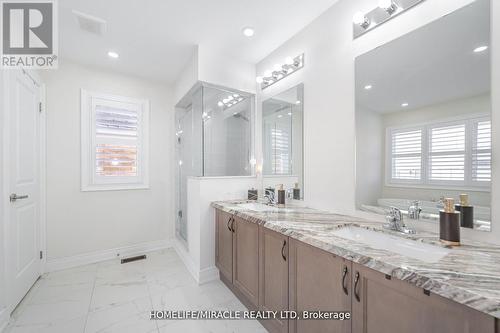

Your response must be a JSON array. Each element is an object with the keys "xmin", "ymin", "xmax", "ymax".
[
  {"xmin": 262, "ymin": 84, "xmax": 304, "ymax": 200},
  {"xmin": 355, "ymin": 0, "xmax": 491, "ymax": 231}
]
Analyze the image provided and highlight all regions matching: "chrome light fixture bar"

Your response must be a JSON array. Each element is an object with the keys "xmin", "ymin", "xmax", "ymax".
[
  {"xmin": 217, "ymin": 93, "xmax": 245, "ymax": 110},
  {"xmin": 353, "ymin": 0, "xmax": 426, "ymax": 39},
  {"xmin": 256, "ymin": 54, "xmax": 304, "ymax": 90}
]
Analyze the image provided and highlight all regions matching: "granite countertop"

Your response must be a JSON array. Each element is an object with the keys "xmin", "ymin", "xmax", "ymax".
[{"xmin": 212, "ymin": 200, "xmax": 500, "ymax": 319}]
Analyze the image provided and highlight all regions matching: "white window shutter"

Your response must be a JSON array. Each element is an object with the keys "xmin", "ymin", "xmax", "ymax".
[
  {"xmin": 472, "ymin": 119, "xmax": 491, "ymax": 183},
  {"xmin": 429, "ymin": 124, "xmax": 466, "ymax": 182},
  {"xmin": 390, "ymin": 129, "xmax": 422, "ymax": 181}
]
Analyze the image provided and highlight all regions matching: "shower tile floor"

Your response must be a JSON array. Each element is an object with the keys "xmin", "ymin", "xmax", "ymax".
[{"xmin": 4, "ymin": 249, "xmax": 267, "ymax": 333}]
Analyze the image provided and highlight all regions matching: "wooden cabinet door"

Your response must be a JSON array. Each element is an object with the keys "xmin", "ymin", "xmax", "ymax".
[
  {"xmin": 232, "ymin": 216, "xmax": 260, "ymax": 307},
  {"xmin": 352, "ymin": 263, "xmax": 495, "ymax": 333},
  {"xmin": 289, "ymin": 239, "xmax": 352, "ymax": 333},
  {"xmin": 259, "ymin": 227, "xmax": 289, "ymax": 333},
  {"xmin": 215, "ymin": 209, "xmax": 233, "ymax": 283}
]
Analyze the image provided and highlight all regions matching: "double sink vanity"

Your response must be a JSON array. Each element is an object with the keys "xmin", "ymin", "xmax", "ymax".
[{"xmin": 213, "ymin": 200, "xmax": 500, "ymax": 333}]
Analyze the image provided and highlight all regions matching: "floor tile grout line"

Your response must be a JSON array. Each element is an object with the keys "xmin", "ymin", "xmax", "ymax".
[{"xmin": 82, "ymin": 267, "xmax": 98, "ymax": 333}]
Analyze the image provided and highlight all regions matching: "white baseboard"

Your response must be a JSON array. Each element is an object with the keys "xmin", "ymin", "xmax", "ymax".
[
  {"xmin": 198, "ymin": 266, "xmax": 219, "ymax": 284},
  {"xmin": 172, "ymin": 239, "xmax": 198, "ymax": 280},
  {"xmin": 45, "ymin": 239, "xmax": 173, "ymax": 273},
  {"xmin": 172, "ymin": 239, "xmax": 219, "ymax": 285}
]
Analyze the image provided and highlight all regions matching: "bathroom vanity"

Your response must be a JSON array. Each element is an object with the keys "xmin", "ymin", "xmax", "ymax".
[{"xmin": 213, "ymin": 201, "xmax": 500, "ymax": 333}]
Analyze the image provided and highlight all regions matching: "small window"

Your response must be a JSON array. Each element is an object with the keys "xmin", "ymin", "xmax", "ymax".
[{"xmin": 81, "ymin": 90, "xmax": 149, "ymax": 191}]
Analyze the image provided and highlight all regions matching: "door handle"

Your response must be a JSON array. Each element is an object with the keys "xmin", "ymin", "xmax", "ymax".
[
  {"xmin": 10, "ymin": 193, "xmax": 29, "ymax": 202},
  {"xmin": 230, "ymin": 218, "xmax": 235, "ymax": 233},
  {"xmin": 281, "ymin": 239, "xmax": 287, "ymax": 261},
  {"xmin": 342, "ymin": 266, "xmax": 349, "ymax": 295},
  {"xmin": 354, "ymin": 272, "xmax": 361, "ymax": 302}
]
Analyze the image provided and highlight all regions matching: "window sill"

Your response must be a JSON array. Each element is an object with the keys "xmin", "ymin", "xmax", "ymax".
[{"xmin": 384, "ymin": 183, "xmax": 491, "ymax": 193}]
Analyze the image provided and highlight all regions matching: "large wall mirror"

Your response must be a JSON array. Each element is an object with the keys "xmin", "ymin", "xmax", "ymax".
[
  {"xmin": 355, "ymin": 0, "xmax": 491, "ymax": 231},
  {"xmin": 262, "ymin": 84, "xmax": 304, "ymax": 199}
]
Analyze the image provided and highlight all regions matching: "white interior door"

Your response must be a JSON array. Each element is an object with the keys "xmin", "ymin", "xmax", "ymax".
[{"xmin": 8, "ymin": 70, "xmax": 41, "ymax": 310}]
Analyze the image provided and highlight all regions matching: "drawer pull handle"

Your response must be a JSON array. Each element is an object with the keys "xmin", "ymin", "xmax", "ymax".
[
  {"xmin": 354, "ymin": 272, "xmax": 361, "ymax": 302},
  {"xmin": 231, "ymin": 218, "xmax": 235, "ymax": 233},
  {"xmin": 342, "ymin": 266, "xmax": 349, "ymax": 295},
  {"xmin": 227, "ymin": 217, "xmax": 232, "ymax": 231},
  {"xmin": 281, "ymin": 240, "xmax": 287, "ymax": 261}
]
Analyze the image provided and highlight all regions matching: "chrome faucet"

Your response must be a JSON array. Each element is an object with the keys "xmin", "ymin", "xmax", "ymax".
[
  {"xmin": 408, "ymin": 200, "xmax": 422, "ymax": 220},
  {"xmin": 384, "ymin": 207, "xmax": 416, "ymax": 234}
]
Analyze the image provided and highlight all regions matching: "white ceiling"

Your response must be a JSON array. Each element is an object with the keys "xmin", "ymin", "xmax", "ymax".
[
  {"xmin": 59, "ymin": 0, "xmax": 339, "ymax": 84},
  {"xmin": 355, "ymin": 0, "xmax": 490, "ymax": 114}
]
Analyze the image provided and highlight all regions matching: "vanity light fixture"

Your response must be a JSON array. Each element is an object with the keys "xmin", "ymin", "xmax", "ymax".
[
  {"xmin": 256, "ymin": 53, "xmax": 304, "ymax": 90},
  {"xmin": 353, "ymin": 0, "xmax": 426, "ymax": 39},
  {"xmin": 474, "ymin": 45, "xmax": 488, "ymax": 53},
  {"xmin": 218, "ymin": 93, "xmax": 245, "ymax": 110}
]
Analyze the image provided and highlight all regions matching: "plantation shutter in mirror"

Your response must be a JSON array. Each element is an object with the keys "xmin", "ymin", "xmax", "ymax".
[
  {"xmin": 390, "ymin": 129, "xmax": 422, "ymax": 182},
  {"xmin": 472, "ymin": 119, "xmax": 492, "ymax": 183},
  {"xmin": 428, "ymin": 124, "xmax": 465, "ymax": 183}
]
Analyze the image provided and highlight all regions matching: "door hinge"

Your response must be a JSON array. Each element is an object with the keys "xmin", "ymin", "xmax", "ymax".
[
  {"xmin": 39, "ymin": 102, "xmax": 42, "ymax": 113},
  {"xmin": 40, "ymin": 251, "xmax": 43, "ymax": 259}
]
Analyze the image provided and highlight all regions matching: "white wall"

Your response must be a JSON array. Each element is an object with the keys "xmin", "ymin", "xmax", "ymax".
[
  {"xmin": 40, "ymin": 61, "xmax": 175, "ymax": 261},
  {"xmin": 257, "ymin": 0, "xmax": 500, "ymax": 244}
]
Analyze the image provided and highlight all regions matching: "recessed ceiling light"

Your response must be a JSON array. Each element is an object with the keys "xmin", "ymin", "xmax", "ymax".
[
  {"xmin": 107, "ymin": 51, "xmax": 119, "ymax": 58},
  {"xmin": 295, "ymin": 100, "xmax": 301, "ymax": 105},
  {"xmin": 288, "ymin": 112, "xmax": 292, "ymax": 116},
  {"xmin": 364, "ymin": 85, "xmax": 373, "ymax": 90},
  {"xmin": 474, "ymin": 45, "xmax": 488, "ymax": 53},
  {"xmin": 401, "ymin": 103, "xmax": 409, "ymax": 107},
  {"xmin": 242, "ymin": 27, "xmax": 255, "ymax": 37}
]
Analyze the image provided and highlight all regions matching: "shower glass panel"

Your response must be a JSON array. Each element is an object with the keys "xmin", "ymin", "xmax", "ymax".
[{"xmin": 175, "ymin": 84, "xmax": 253, "ymax": 243}]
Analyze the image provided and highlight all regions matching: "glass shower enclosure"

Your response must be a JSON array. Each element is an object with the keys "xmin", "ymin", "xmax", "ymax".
[{"xmin": 175, "ymin": 84, "xmax": 253, "ymax": 243}]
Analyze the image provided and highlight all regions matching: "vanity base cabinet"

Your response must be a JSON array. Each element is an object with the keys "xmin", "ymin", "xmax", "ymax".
[
  {"xmin": 215, "ymin": 209, "xmax": 234, "ymax": 283},
  {"xmin": 289, "ymin": 239, "xmax": 352, "ymax": 333},
  {"xmin": 351, "ymin": 263, "xmax": 495, "ymax": 333},
  {"xmin": 232, "ymin": 216, "xmax": 260, "ymax": 308},
  {"xmin": 259, "ymin": 227, "xmax": 289, "ymax": 333}
]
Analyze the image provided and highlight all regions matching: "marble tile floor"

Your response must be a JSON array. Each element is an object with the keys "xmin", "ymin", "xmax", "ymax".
[{"xmin": 4, "ymin": 249, "xmax": 267, "ymax": 333}]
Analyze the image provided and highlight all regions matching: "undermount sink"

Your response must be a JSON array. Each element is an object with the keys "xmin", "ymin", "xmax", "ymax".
[
  {"xmin": 332, "ymin": 226, "xmax": 450, "ymax": 264},
  {"xmin": 238, "ymin": 202, "xmax": 291, "ymax": 213}
]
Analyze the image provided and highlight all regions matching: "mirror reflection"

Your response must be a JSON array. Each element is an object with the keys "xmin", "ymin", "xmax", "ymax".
[
  {"xmin": 355, "ymin": 0, "xmax": 491, "ymax": 231},
  {"xmin": 262, "ymin": 84, "xmax": 304, "ymax": 200}
]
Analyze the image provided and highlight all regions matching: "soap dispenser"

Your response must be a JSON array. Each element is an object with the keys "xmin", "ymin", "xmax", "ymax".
[
  {"xmin": 439, "ymin": 198, "xmax": 461, "ymax": 246},
  {"xmin": 293, "ymin": 183, "xmax": 301, "ymax": 200},
  {"xmin": 277, "ymin": 184, "xmax": 286, "ymax": 207},
  {"xmin": 454, "ymin": 194, "xmax": 474, "ymax": 229}
]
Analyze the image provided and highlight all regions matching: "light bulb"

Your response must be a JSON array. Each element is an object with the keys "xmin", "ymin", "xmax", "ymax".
[
  {"xmin": 217, "ymin": 101, "xmax": 224, "ymax": 107},
  {"xmin": 228, "ymin": 96, "xmax": 234, "ymax": 101},
  {"xmin": 256, "ymin": 76, "xmax": 264, "ymax": 83},
  {"xmin": 264, "ymin": 70, "xmax": 272, "ymax": 77},
  {"xmin": 285, "ymin": 57, "xmax": 294, "ymax": 65},
  {"xmin": 378, "ymin": 0, "xmax": 393, "ymax": 10},
  {"xmin": 273, "ymin": 64, "xmax": 282, "ymax": 72},
  {"xmin": 353, "ymin": 12, "xmax": 369, "ymax": 27}
]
